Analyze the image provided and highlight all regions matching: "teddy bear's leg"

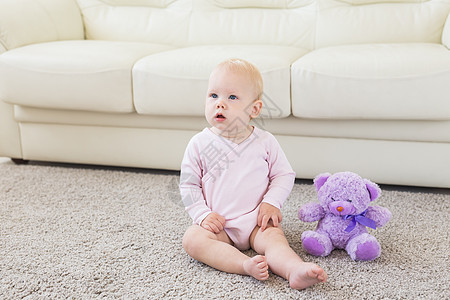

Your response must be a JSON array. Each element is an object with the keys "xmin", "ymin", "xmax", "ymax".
[
  {"xmin": 346, "ymin": 233, "xmax": 381, "ymax": 261},
  {"xmin": 301, "ymin": 231, "xmax": 333, "ymax": 257}
]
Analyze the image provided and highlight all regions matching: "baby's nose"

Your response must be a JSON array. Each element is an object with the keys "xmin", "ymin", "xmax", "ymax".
[{"xmin": 216, "ymin": 102, "xmax": 225, "ymax": 109}]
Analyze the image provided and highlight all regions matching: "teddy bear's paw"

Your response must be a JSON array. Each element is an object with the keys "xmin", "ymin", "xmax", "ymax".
[
  {"xmin": 346, "ymin": 233, "xmax": 381, "ymax": 261},
  {"xmin": 301, "ymin": 231, "xmax": 333, "ymax": 257},
  {"xmin": 356, "ymin": 240, "xmax": 380, "ymax": 261}
]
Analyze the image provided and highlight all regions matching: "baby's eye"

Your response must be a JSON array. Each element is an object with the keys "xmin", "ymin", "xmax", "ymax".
[
  {"xmin": 229, "ymin": 95, "xmax": 237, "ymax": 100},
  {"xmin": 210, "ymin": 93, "xmax": 218, "ymax": 99}
]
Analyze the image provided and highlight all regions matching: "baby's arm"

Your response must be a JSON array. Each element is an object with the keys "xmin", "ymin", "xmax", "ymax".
[
  {"xmin": 179, "ymin": 139, "xmax": 212, "ymax": 226},
  {"xmin": 260, "ymin": 133, "xmax": 296, "ymax": 215}
]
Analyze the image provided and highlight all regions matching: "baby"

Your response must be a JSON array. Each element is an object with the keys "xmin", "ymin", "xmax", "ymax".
[{"xmin": 179, "ymin": 58, "xmax": 327, "ymax": 289}]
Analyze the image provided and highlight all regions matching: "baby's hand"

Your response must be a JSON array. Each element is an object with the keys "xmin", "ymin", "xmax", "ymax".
[
  {"xmin": 201, "ymin": 212, "xmax": 226, "ymax": 234},
  {"xmin": 258, "ymin": 202, "xmax": 282, "ymax": 232}
]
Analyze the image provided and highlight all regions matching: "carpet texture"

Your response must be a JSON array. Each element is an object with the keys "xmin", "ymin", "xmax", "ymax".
[{"xmin": 0, "ymin": 160, "xmax": 449, "ymax": 299}]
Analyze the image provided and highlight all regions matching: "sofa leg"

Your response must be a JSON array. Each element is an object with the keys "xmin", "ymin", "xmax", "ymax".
[{"xmin": 11, "ymin": 158, "xmax": 29, "ymax": 165}]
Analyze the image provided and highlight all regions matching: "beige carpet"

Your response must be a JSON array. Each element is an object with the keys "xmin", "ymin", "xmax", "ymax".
[{"xmin": 1, "ymin": 159, "xmax": 449, "ymax": 299}]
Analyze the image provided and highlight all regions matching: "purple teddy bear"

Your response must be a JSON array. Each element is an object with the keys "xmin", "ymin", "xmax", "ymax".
[{"xmin": 298, "ymin": 172, "xmax": 392, "ymax": 261}]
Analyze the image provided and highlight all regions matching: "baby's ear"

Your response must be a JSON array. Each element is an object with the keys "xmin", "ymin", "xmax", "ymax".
[
  {"xmin": 313, "ymin": 173, "xmax": 331, "ymax": 191},
  {"xmin": 250, "ymin": 100, "xmax": 263, "ymax": 119},
  {"xmin": 364, "ymin": 179, "xmax": 381, "ymax": 201}
]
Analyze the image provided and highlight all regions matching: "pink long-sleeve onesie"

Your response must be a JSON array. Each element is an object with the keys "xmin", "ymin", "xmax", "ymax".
[{"xmin": 179, "ymin": 127, "xmax": 295, "ymax": 250}]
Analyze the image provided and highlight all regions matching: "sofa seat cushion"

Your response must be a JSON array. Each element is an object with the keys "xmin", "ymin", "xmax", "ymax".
[
  {"xmin": 0, "ymin": 40, "xmax": 174, "ymax": 113},
  {"xmin": 291, "ymin": 43, "xmax": 450, "ymax": 120},
  {"xmin": 132, "ymin": 45, "xmax": 309, "ymax": 117}
]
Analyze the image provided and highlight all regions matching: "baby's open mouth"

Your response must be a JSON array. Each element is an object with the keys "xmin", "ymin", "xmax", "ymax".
[{"xmin": 215, "ymin": 114, "xmax": 226, "ymax": 119}]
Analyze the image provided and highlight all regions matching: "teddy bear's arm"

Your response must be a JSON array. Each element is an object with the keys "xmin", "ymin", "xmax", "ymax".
[
  {"xmin": 298, "ymin": 202, "xmax": 325, "ymax": 222},
  {"xmin": 366, "ymin": 206, "xmax": 392, "ymax": 227}
]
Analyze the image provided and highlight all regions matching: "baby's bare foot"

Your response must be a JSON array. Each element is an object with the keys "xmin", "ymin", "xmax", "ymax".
[
  {"xmin": 243, "ymin": 255, "xmax": 269, "ymax": 281},
  {"xmin": 288, "ymin": 262, "xmax": 327, "ymax": 290}
]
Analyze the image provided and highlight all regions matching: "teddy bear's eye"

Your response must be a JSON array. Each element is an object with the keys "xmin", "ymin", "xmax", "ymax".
[
  {"xmin": 331, "ymin": 197, "xmax": 337, "ymax": 201},
  {"xmin": 347, "ymin": 199, "xmax": 353, "ymax": 203}
]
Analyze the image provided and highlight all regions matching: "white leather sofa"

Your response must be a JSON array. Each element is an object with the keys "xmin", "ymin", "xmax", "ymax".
[{"xmin": 1, "ymin": 0, "xmax": 449, "ymax": 188}]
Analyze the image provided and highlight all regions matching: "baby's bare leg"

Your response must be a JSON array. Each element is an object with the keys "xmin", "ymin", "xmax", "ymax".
[
  {"xmin": 183, "ymin": 225, "xmax": 269, "ymax": 280},
  {"xmin": 250, "ymin": 225, "xmax": 327, "ymax": 290}
]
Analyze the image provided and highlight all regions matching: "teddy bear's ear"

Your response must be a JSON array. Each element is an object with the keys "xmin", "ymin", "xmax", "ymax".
[
  {"xmin": 313, "ymin": 173, "xmax": 331, "ymax": 191},
  {"xmin": 364, "ymin": 179, "xmax": 381, "ymax": 201}
]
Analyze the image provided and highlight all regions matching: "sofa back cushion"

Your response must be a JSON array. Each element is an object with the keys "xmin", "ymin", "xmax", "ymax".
[
  {"xmin": 0, "ymin": 0, "xmax": 84, "ymax": 50},
  {"xmin": 187, "ymin": 0, "xmax": 316, "ymax": 49},
  {"xmin": 316, "ymin": 0, "xmax": 450, "ymax": 48},
  {"xmin": 76, "ymin": 0, "xmax": 317, "ymax": 49},
  {"xmin": 76, "ymin": 0, "xmax": 193, "ymax": 46}
]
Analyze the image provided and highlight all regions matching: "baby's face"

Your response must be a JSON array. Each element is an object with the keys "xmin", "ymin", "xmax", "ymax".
[{"xmin": 205, "ymin": 66, "xmax": 261, "ymax": 135}]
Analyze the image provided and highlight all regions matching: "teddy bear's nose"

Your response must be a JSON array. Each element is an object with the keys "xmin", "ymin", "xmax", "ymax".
[{"xmin": 337, "ymin": 206, "xmax": 344, "ymax": 212}]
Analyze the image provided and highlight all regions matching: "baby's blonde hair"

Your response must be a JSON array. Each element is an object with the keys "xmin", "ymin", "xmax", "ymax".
[{"xmin": 216, "ymin": 58, "xmax": 264, "ymax": 100}]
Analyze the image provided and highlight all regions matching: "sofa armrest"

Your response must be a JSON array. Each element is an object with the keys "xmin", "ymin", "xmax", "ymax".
[
  {"xmin": 0, "ymin": 101, "xmax": 22, "ymax": 159},
  {"xmin": 443, "ymin": 11, "xmax": 450, "ymax": 49},
  {"xmin": 0, "ymin": 0, "xmax": 84, "ymax": 51}
]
